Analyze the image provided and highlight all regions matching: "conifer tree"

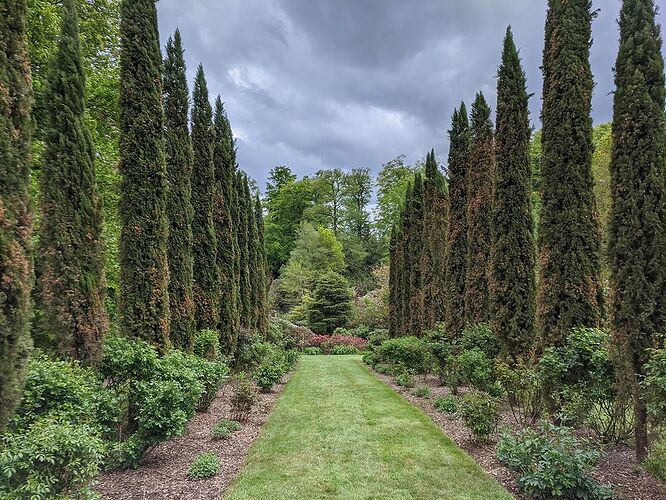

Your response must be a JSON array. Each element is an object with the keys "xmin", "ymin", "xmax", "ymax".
[
  {"xmin": 163, "ymin": 29, "xmax": 194, "ymax": 350},
  {"xmin": 38, "ymin": 0, "xmax": 108, "ymax": 364},
  {"xmin": 444, "ymin": 104, "xmax": 470, "ymax": 337},
  {"xmin": 537, "ymin": 0, "xmax": 602, "ymax": 349},
  {"xmin": 464, "ymin": 92, "xmax": 494, "ymax": 326},
  {"xmin": 489, "ymin": 28, "xmax": 536, "ymax": 364},
  {"xmin": 254, "ymin": 195, "xmax": 269, "ymax": 335},
  {"xmin": 191, "ymin": 64, "xmax": 219, "ymax": 330},
  {"xmin": 0, "ymin": 0, "xmax": 34, "ymax": 429},
  {"xmin": 213, "ymin": 97, "xmax": 236, "ymax": 349},
  {"xmin": 236, "ymin": 172, "xmax": 252, "ymax": 328},
  {"xmin": 400, "ymin": 183, "xmax": 413, "ymax": 336},
  {"xmin": 388, "ymin": 225, "xmax": 399, "ymax": 337},
  {"xmin": 247, "ymin": 187, "xmax": 260, "ymax": 326},
  {"xmin": 409, "ymin": 173, "xmax": 425, "ymax": 336},
  {"xmin": 608, "ymin": 0, "xmax": 666, "ymax": 461},
  {"xmin": 422, "ymin": 150, "xmax": 448, "ymax": 329},
  {"xmin": 307, "ymin": 271, "xmax": 353, "ymax": 334},
  {"xmin": 118, "ymin": 0, "xmax": 169, "ymax": 348}
]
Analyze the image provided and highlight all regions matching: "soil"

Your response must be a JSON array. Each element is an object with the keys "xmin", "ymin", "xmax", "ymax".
[
  {"xmin": 371, "ymin": 370, "xmax": 666, "ymax": 500},
  {"xmin": 94, "ymin": 374, "xmax": 291, "ymax": 500}
]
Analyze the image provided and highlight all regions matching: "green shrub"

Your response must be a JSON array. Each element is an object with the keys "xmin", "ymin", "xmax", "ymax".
[
  {"xmin": 461, "ymin": 323, "xmax": 499, "ymax": 359},
  {"xmin": 211, "ymin": 419, "xmax": 241, "ymax": 440},
  {"xmin": 231, "ymin": 373, "xmax": 258, "ymax": 422},
  {"xmin": 193, "ymin": 329, "xmax": 220, "ymax": 360},
  {"xmin": 330, "ymin": 344, "xmax": 358, "ymax": 355},
  {"xmin": 368, "ymin": 331, "xmax": 389, "ymax": 349},
  {"xmin": 255, "ymin": 363, "xmax": 284, "ymax": 392},
  {"xmin": 646, "ymin": 431, "xmax": 666, "ymax": 482},
  {"xmin": 458, "ymin": 348, "xmax": 495, "ymax": 393},
  {"xmin": 304, "ymin": 346, "xmax": 321, "ymax": 355},
  {"xmin": 460, "ymin": 391, "xmax": 501, "ymax": 442},
  {"xmin": 395, "ymin": 372, "xmax": 415, "ymax": 388},
  {"xmin": 434, "ymin": 395, "xmax": 458, "ymax": 414},
  {"xmin": 412, "ymin": 386, "xmax": 431, "ymax": 398},
  {"xmin": 495, "ymin": 361, "xmax": 542, "ymax": 426},
  {"xmin": 645, "ymin": 342, "xmax": 666, "ymax": 421},
  {"xmin": 100, "ymin": 335, "xmax": 159, "ymax": 385},
  {"xmin": 377, "ymin": 336, "xmax": 432, "ymax": 374},
  {"xmin": 187, "ymin": 452, "xmax": 220, "ymax": 479},
  {"xmin": 496, "ymin": 424, "xmax": 612, "ymax": 499},
  {"xmin": 0, "ymin": 418, "xmax": 104, "ymax": 499}
]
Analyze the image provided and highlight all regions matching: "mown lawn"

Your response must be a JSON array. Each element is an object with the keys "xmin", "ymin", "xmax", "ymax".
[{"xmin": 225, "ymin": 355, "xmax": 511, "ymax": 500}]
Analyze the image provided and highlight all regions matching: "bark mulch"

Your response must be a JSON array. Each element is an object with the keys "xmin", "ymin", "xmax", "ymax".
[
  {"xmin": 370, "ymin": 369, "xmax": 666, "ymax": 500},
  {"xmin": 94, "ymin": 374, "xmax": 291, "ymax": 500}
]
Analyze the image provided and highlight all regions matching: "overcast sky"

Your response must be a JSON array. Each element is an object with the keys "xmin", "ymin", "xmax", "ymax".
[{"xmin": 157, "ymin": 0, "xmax": 657, "ymax": 190}]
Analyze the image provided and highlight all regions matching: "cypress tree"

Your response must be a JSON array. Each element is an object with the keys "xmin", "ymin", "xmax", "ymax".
[
  {"xmin": 241, "ymin": 176, "xmax": 253, "ymax": 328},
  {"xmin": 400, "ymin": 183, "xmax": 413, "ymax": 336},
  {"xmin": 38, "ymin": 0, "xmax": 108, "ymax": 364},
  {"xmin": 464, "ymin": 92, "xmax": 494, "ymax": 326},
  {"xmin": 118, "ymin": 0, "xmax": 169, "ymax": 348},
  {"xmin": 388, "ymin": 224, "xmax": 399, "ymax": 337},
  {"xmin": 0, "ymin": 0, "xmax": 34, "ymax": 429},
  {"xmin": 163, "ymin": 29, "xmax": 195, "ymax": 350},
  {"xmin": 254, "ymin": 195, "xmax": 269, "ymax": 335},
  {"xmin": 191, "ymin": 64, "xmax": 220, "ymax": 330},
  {"xmin": 409, "ymin": 173, "xmax": 425, "ymax": 336},
  {"xmin": 213, "ymin": 96, "xmax": 236, "ymax": 349},
  {"xmin": 231, "ymin": 167, "xmax": 242, "ymax": 330},
  {"xmin": 444, "ymin": 104, "xmax": 471, "ymax": 338},
  {"xmin": 422, "ymin": 150, "xmax": 448, "ymax": 329},
  {"xmin": 489, "ymin": 27, "xmax": 536, "ymax": 364},
  {"xmin": 247, "ymin": 186, "xmax": 260, "ymax": 327},
  {"xmin": 608, "ymin": 0, "xmax": 666, "ymax": 461},
  {"xmin": 537, "ymin": 0, "xmax": 602, "ymax": 349}
]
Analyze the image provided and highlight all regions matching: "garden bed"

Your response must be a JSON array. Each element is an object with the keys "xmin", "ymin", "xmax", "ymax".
[
  {"xmin": 94, "ymin": 373, "xmax": 292, "ymax": 499},
  {"xmin": 370, "ymin": 369, "xmax": 666, "ymax": 500}
]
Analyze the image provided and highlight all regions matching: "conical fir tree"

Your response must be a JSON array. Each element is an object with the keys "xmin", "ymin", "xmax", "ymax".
[
  {"xmin": 191, "ymin": 64, "xmax": 220, "ymax": 330},
  {"xmin": 464, "ymin": 92, "xmax": 494, "ymax": 326},
  {"xmin": 537, "ymin": 0, "xmax": 602, "ymax": 349},
  {"xmin": 608, "ymin": 0, "xmax": 666, "ymax": 462},
  {"xmin": 238, "ymin": 174, "xmax": 252, "ymax": 328},
  {"xmin": 409, "ymin": 173, "xmax": 425, "ymax": 336},
  {"xmin": 213, "ymin": 96, "xmax": 236, "ymax": 350},
  {"xmin": 38, "ymin": 0, "xmax": 108, "ymax": 365},
  {"xmin": 388, "ymin": 224, "xmax": 399, "ymax": 337},
  {"xmin": 0, "ymin": 0, "xmax": 34, "ymax": 429},
  {"xmin": 247, "ymin": 187, "xmax": 260, "ymax": 326},
  {"xmin": 444, "ymin": 104, "xmax": 471, "ymax": 338},
  {"xmin": 400, "ymin": 183, "xmax": 413, "ymax": 336},
  {"xmin": 254, "ymin": 195, "xmax": 269, "ymax": 335},
  {"xmin": 163, "ymin": 29, "xmax": 195, "ymax": 350},
  {"xmin": 307, "ymin": 271, "xmax": 353, "ymax": 334},
  {"xmin": 118, "ymin": 0, "xmax": 169, "ymax": 348},
  {"xmin": 489, "ymin": 27, "xmax": 536, "ymax": 365}
]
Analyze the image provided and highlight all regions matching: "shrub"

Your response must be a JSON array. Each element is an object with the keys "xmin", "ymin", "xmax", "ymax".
[
  {"xmin": 457, "ymin": 348, "xmax": 495, "ymax": 393},
  {"xmin": 461, "ymin": 323, "xmax": 500, "ymax": 359},
  {"xmin": 460, "ymin": 391, "xmax": 501, "ymax": 442},
  {"xmin": 211, "ymin": 419, "xmax": 241, "ymax": 440},
  {"xmin": 645, "ymin": 342, "xmax": 666, "ymax": 421},
  {"xmin": 187, "ymin": 452, "xmax": 220, "ymax": 479},
  {"xmin": 495, "ymin": 361, "xmax": 542, "ymax": 426},
  {"xmin": 496, "ymin": 424, "xmax": 612, "ymax": 499},
  {"xmin": 412, "ymin": 386, "xmax": 432, "ymax": 398},
  {"xmin": 309, "ymin": 334, "xmax": 367, "ymax": 353},
  {"xmin": 377, "ymin": 336, "xmax": 432, "ymax": 374},
  {"xmin": 100, "ymin": 336, "xmax": 160, "ymax": 385},
  {"xmin": 0, "ymin": 418, "xmax": 104, "ymax": 499},
  {"xmin": 267, "ymin": 318, "xmax": 314, "ymax": 350},
  {"xmin": 193, "ymin": 329, "xmax": 221, "ymax": 360},
  {"xmin": 230, "ymin": 374, "xmax": 258, "ymax": 422},
  {"xmin": 647, "ymin": 431, "xmax": 666, "ymax": 482},
  {"xmin": 303, "ymin": 346, "xmax": 321, "ymax": 355},
  {"xmin": 330, "ymin": 344, "xmax": 359, "ymax": 355},
  {"xmin": 395, "ymin": 372, "xmax": 415, "ymax": 388},
  {"xmin": 255, "ymin": 363, "xmax": 284, "ymax": 392},
  {"xmin": 434, "ymin": 395, "xmax": 458, "ymax": 414}
]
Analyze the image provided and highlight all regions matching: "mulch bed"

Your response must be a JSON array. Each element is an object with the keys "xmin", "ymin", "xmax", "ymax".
[
  {"xmin": 94, "ymin": 374, "xmax": 291, "ymax": 499},
  {"xmin": 371, "ymin": 369, "xmax": 666, "ymax": 500}
]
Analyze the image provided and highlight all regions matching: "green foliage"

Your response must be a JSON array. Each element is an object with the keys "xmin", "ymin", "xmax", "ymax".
[
  {"xmin": 376, "ymin": 336, "xmax": 432, "ymax": 374},
  {"xmin": 496, "ymin": 424, "xmax": 612, "ymax": 499},
  {"xmin": 0, "ymin": 418, "xmax": 104, "ymax": 499},
  {"xmin": 457, "ymin": 349, "xmax": 497, "ymax": 394},
  {"xmin": 230, "ymin": 373, "xmax": 258, "ymax": 422},
  {"xmin": 212, "ymin": 419, "xmax": 241, "ymax": 440},
  {"xmin": 395, "ymin": 372, "xmax": 415, "ymax": 388},
  {"xmin": 118, "ymin": 0, "xmax": 169, "ymax": 348},
  {"xmin": 434, "ymin": 396, "xmax": 458, "ymax": 415},
  {"xmin": 330, "ymin": 345, "xmax": 359, "ymax": 355},
  {"xmin": 412, "ymin": 386, "xmax": 431, "ymax": 398},
  {"xmin": 374, "ymin": 154, "xmax": 418, "ymax": 245},
  {"xmin": 307, "ymin": 271, "xmax": 353, "ymax": 334},
  {"xmin": 646, "ymin": 432, "xmax": 666, "ymax": 482},
  {"xmin": 459, "ymin": 391, "xmax": 500, "ymax": 442},
  {"xmin": 460, "ymin": 323, "xmax": 500, "ymax": 360},
  {"xmin": 255, "ymin": 363, "xmax": 284, "ymax": 392},
  {"xmin": 495, "ymin": 361, "xmax": 543, "ymax": 426},
  {"xmin": 304, "ymin": 347, "xmax": 321, "ymax": 355},
  {"xmin": 644, "ymin": 343, "xmax": 666, "ymax": 421},
  {"xmin": 187, "ymin": 452, "xmax": 220, "ymax": 479},
  {"xmin": 193, "ymin": 329, "xmax": 220, "ymax": 360}
]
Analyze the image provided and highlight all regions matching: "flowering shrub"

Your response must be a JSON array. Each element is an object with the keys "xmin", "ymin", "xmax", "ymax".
[{"xmin": 308, "ymin": 335, "xmax": 367, "ymax": 353}]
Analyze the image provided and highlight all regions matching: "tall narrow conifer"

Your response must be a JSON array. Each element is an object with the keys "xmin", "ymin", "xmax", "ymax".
[
  {"xmin": 254, "ymin": 195, "xmax": 269, "ymax": 335},
  {"xmin": 608, "ymin": 0, "xmax": 666, "ymax": 461},
  {"xmin": 388, "ymin": 225, "xmax": 399, "ymax": 337},
  {"xmin": 118, "ymin": 0, "xmax": 169, "ymax": 348},
  {"xmin": 409, "ymin": 174, "xmax": 425, "ymax": 336},
  {"xmin": 0, "ymin": 0, "xmax": 34, "ymax": 429},
  {"xmin": 163, "ymin": 29, "xmax": 194, "ymax": 350},
  {"xmin": 490, "ymin": 28, "xmax": 536, "ymax": 364},
  {"xmin": 400, "ymin": 183, "xmax": 413, "ymax": 336},
  {"xmin": 464, "ymin": 92, "xmax": 494, "ymax": 326},
  {"xmin": 537, "ymin": 0, "xmax": 602, "ymax": 350}
]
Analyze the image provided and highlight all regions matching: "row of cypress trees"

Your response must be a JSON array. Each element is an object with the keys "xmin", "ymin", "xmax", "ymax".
[{"xmin": 388, "ymin": 0, "xmax": 666, "ymax": 461}]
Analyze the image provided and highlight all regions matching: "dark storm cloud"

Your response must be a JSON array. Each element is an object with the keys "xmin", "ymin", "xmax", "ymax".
[{"xmin": 157, "ymin": 0, "xmax": 631, "ymax": 190}]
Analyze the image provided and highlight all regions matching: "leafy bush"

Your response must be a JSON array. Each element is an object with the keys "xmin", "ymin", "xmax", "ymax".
[
  {"xmin": 330, "ymin": 344, "xmax": 359, "ymax": 355},
  {"xmin": 230, "ymin": 374, "xmax": 258, "ymax": 422},
  {"xmin": 457, "ymin": 348, "xmax": 496, "ymax": 393},
  {"xmin": 460, "ymin": 391, "xmax": 501, "ymax": 442},
  {"xmin": 395, "ymin": 372, "xmax": 415, "ymax": 388},
  {"xmin": 308, "ymin": 334, "xmax": 368, "ymax": 353},
  {"xmin": 255, "ymin": 363, "xmax": 284, "ymax": 392},
  {"xmin": 496, "ymin": 424, "xmax": 612, "ymax": 499},
  {"xmin": 267, "ymin": 318, "xmax": 314, "ymax": 350},
  {"xmin": 0, "ymin": 418, "xmax": 104, "ymax": 499},
  {"xmin": 193, "ymin": 329, "xmax": 221, "ymax": 360},
  {"xmin": 212, "ymin": 419, "xmax": 241, "ymax": 440},
  {"xmin": 647, "ymin": 431, "xmax": 666, "ymax": 482},
  {"xmin": 645, "ymin": 342, "xmax": 666, "ymax": 421},
  {"xmin": 460, "ymin": 323, "xmax": 499, "ymax": 359},
  {"xmin": 495, "ymin": 361, "xmax": 542, "ymax": 426},
  {"xmin": 412, "ymin": 386, "xmax": 432, "ymax": 398},
  {"xmin": 377, "ymin": 336, "xmax": 432, "ymax": 374},
  {"xmin": 304, "ymin": 346, "xmax": 321, "ymax": 355},
  {"xmin": 187, "ymin": 452, "xmax": 220, "ymax": 479},
  {"xmin": 434, "ymin": 395, "xmax": 458, "ymax": 414}
]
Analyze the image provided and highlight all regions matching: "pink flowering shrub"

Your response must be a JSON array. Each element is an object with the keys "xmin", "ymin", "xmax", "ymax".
[{"xmin": 308, "ymin": 335, "xmax": 368, "ymax": 353}]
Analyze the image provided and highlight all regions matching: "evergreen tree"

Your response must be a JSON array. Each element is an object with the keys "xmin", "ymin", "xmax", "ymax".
[
  {"xmin": 307, "ymin": 271, "xmax": 353, "ymax": 334},
  {"xmin": 409, "ymin": 173, "xmax": 425, "ymax": 336},
  {"xmin": 254, "ymin": 195, "xmax": 269, "ymax": 335},
  {"xmin": 247, "ymin": 187, "xmax": 260, "ymax": 328},
  {"xmin": 163, "ymin": 29, "xmax": 194, "ymax": 350},
  {"xmin": 213, "ymin": 96, "xmax": 236, "ymax": 349},
  {"xmin": 444, "ymin": 104, "xmax": 471, "ymax": 337},
  {"xmin": 537, "ymin": 0, "xmax": 602, "ymax": 349},
  {"xmin": 388, "ymin": 225, "xmax": 399, "ymax": 337},
  {"xmin": 191, "ymin": 64, "xmax": 219, "ymax": 330},
  {"xmin": 236, "ymin": 172, "xmax": 252, "ymax": 328},
  {"xmin": 422, "ymin": 150, "xmax": 448, "ymax": 329},
  {"xmin": 490, "ymin": 28, "xmax": 536, "ymax": 364},
  {"xmin": 608, "ymin": 0, "xmax": 666, "ymax": 461},
  {"xmin": 0, "ymin": 0, "xmax": 34, "ymax": 429},
  {"xmin": 464, "ymin": 92, "xmax": 494, "ymax": 326},
  {"xmin": 118, "ymin": 0, "xmax": 169, "ymax": 348},
  {"xmin": 399, "ymin": 183, "xmax": 413, "ymax": 336}
]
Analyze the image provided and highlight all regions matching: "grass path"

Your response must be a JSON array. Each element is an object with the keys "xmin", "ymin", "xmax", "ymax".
[{"xmin": 225, "ymin": 355, "xmax": 512, "ymax": 500}]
